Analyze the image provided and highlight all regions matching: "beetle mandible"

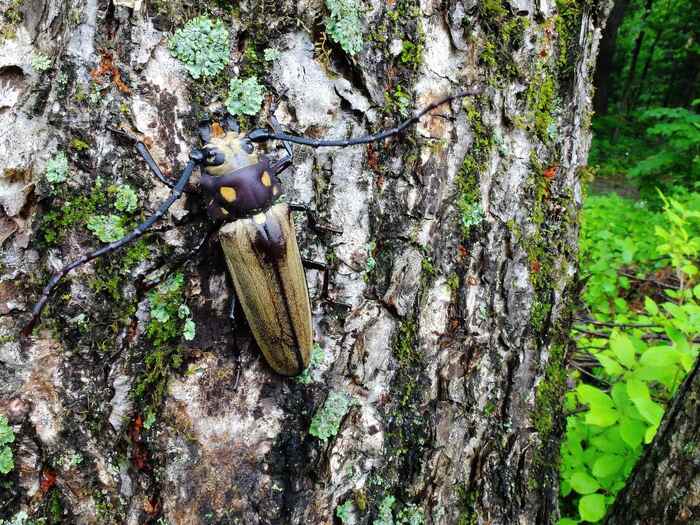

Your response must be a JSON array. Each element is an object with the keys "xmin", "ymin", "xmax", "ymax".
[{"xmin": 22, "ymin": 89, "xmax": 478, "ymax": 375}]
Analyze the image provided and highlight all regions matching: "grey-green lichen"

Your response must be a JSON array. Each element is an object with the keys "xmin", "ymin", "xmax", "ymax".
[
  {"xmin": 309, "ymin": 391, "xmax": 354, "ymax": 441},
  {"xmin": 45, "ymin": 151, "xmax": 69, "ymax": 184},
  {"xmin": 86, "ymin": 214, "xmax": 126, "ymax": 243},
  {"xmin": 0, "ymin": 414, "xmax": 14, "ymax": 474},
  {"xmin": 225, "ymin": 77, "xmax": 264, "ymax": 116},
  {"xmin": 31, "ymin": 52, "xmax": 52, "ymax": 72},
  {"xmin": 168, "ymin": 16, "xmax": 230, "ymax": 79},
  {"xmin": 325, "ymin": 0, "xmax": 364, "ymax": 55}
]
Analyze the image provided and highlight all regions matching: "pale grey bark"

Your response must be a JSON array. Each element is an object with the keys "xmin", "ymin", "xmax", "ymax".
[{"xmin": 1, "ymin": 0, "xmax": 608, "ymax": 523}]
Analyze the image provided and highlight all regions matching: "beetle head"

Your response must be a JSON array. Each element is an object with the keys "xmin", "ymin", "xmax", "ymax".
[{"xmin": 201, "ymin": 124, "xmax": 260, "ymax": 176}]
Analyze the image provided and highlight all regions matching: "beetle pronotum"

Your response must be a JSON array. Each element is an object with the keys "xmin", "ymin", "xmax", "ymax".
[{"xmin": 22, "ymin": 89, "xmax": 478, "ymax": 375}]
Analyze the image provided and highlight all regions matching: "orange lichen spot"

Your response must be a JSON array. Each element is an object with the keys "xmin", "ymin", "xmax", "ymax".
[
  {"xmin": 220, "ymin": 187, "xmax": 237, "ymax": 202},
  {"xmin": 90, "ymin": 51, "xmax": 130, "ymax": 94},
  {"xmin": 543, "ymin": 165, "xmax": 558, "ymax": 180},
  {"xmin": 212, "ymin": 122, "xmax": 225, "ymax": 138},
  {"xmin": 261, "ymin": 171, "xmax": 272, "ymax": 187}
]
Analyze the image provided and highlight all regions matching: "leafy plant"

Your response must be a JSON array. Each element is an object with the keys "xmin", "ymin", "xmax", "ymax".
[
  {"xmin": 147, "ymin": 273, "xmax": 196, "ymax": 345},
  {"xmin": 0, "ymin": 414, "xmax": 15, "ymax": 474},
  {"xmin": 561, "ymin": 192, "xmax": 700, "ymax": 523},
  {"xmin": 628, "ymin": 106, "xmax": 700, "ymax": 194},
  {"xmin": 225, "ymin": 76, "xmax": 264, "ymax": 116},
  {"xmin": 168, "ymin": 16, "xmax": 230, "ymax": 79},
  {"xmin": 373, "ymin": 495, "xmax": 396, "ymax": 525},
  {"xmin": 324, "ymin": 0, "xmax": 364, "ymax": 56}
]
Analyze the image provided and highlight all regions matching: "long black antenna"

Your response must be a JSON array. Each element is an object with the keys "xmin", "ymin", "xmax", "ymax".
[
  {"xmin": 247, "ymin": 89, "xmax": 480, "ymax": 147},
  {"xmin": 22, "ymin": 153, "xmax": 202, "ymax": 337}
]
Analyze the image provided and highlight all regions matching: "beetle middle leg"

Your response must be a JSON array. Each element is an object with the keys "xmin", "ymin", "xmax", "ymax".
[{"xmin": 289, "ymin": 203, "xmax": 341, "ymax": 235}]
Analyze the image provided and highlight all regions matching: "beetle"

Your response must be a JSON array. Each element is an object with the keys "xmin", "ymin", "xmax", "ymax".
[{"xmin": 22, "ymin": 89, "xmax": 477, "ymax": 375}]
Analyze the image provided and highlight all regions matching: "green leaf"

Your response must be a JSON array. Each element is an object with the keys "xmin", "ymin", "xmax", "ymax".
[
  {"xmin": 577, "ymin": 385, "xmax": 619, "ymax": 427},
  {"xmin": 596, "ymin": 353, "xmax": 624, "ymax": 376},
  {"xmin": 0, "ymin": 416, "xmax": 14, "ymax": 447},
  {"xmin": 639, "ymin": 346, "xmax": 678, "ymax": 367},
  {"xmin": 644, "ymin": 296, "xmax": 659, "ymax": 315},
  {"xmin": 610, "ymin": 332, "xmax": 637, "ymax": 369},
  {"xmin": 570, "ymin": 471, "xmax": 600, "ymax": 495},
  {"xmin": 619, "ymin": 417, "xmax": 646, "ymax": 448},
  {"xmin": 592, "ymin": 454, "xmax": 625, "ymax": 479},
  {"xmin": 644, "ymin": 424, "xmax": 659, "ymax": 444},
  {"xmin": 633, "ymin": 398, "xmax": 664, "ymax": 427},
  {"xmin": 578, "ymin": 493, "xmax": 607, "ymax": 522},
  {"xmin": 626, "ymin": 378, "xmax": 650, "ymax": 402},
  {"xmin": 558, "ymin": 519, "xmax": 579, "ymax": 525}
]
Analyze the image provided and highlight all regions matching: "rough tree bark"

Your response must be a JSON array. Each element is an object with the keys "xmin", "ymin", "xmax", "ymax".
[
  {"xmin": 0, "ymin": 0, "xmax": 609, "ymax": 523},
  {"xmin": 605, "ymin": 360, "xmax": 700, "ymax": 525}
]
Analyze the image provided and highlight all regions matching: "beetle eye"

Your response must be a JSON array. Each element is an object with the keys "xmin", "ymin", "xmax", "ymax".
[{"xmin": 242, "ymin": 140, "xmax": 254, "ymax": 154}]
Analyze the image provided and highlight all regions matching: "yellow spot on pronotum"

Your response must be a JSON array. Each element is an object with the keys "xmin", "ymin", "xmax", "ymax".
[
  {"xmin": 272, "ymin": 186, "xmax": 279, "ymax": 196},
  {"xmin": 261, "ymin": 171, "xmax": 272, "ymax": 187},
  {"xmin": 253, "ymin": 213, "xmax": 266, "ymax": 225},
  {"xmin": 220, "ymin": 187, "xmax": 237, "ymax": 202},
  {"xmin": 221, "ymin": 208, "xmax": 229, "ymax": 216}
]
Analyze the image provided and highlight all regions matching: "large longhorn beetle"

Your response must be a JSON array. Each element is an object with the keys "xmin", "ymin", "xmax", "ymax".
[{"xmin": 22, "ymin": 89, "xmax": 476, "ymax": 375}]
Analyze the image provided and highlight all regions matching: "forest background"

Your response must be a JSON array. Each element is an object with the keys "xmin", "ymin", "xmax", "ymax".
[{"xmin": 559, "ymin": 0, "xmax": 700, "ymax": 521}]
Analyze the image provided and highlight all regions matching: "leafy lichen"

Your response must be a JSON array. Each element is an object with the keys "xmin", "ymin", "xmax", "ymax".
[
  {"xmin": 45, "ymin": 151, "xmax": 69, "ymax": 185},
  {"xmin": 309, "ymin": 391, "xmax": 354, "ymax": 441},
  {"xmin": 168, "ymin": 16, "xmax": 230, "ymax": 79},
  {"xmin": 225, "ymin": 76, "xmax": 264, "ymax": 116},
  {"xmin": 325, "ymin": 0, "xmax": 364, "ymax": 56},
  {"xmin": 0, "ymin": 414, "xmax": 14, "ymax": 474}
]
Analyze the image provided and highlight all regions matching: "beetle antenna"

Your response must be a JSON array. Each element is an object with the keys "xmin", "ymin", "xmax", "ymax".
[
  {"xmin": 248, "ymin": 89, "xmax": 481, "ymax": 148},
  {"xmin": 21, "ymin": 152, "xmax": 204, "ymax": 337}
]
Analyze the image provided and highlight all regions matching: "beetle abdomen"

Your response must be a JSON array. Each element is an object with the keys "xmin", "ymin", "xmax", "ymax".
[{"xmin": 219, "ymin": 203, "xmax": 312, "ymax": 376}]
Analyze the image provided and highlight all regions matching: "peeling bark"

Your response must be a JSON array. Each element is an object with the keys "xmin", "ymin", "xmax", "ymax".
[{"xmin": 1, "ymin": 0, "xmax": 609, "ymax": 523}]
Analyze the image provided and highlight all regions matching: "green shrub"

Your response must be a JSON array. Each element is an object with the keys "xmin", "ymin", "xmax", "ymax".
[
  {"xmin": 168, "ymin": 16, "xmax": 230, "ymax": 79},
  {"xmin": 560, "ymin": 192, "xmax": 700, "ymax": 523}
]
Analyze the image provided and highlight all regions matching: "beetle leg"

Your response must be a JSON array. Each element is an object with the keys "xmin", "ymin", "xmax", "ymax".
[
  {"xmin": 302, "ymin": 258, "xmax": 330, "ymax": 299},
  {"xmin": 222, "ymin": 115, "xmax": 240, "ymax": 134},
  {"xmin": 228, "ymin": 287, "xmax": 238, "ymax": 322},
  {"xmin": 289, "ymin": 203, "xmax": 342, "ymax": 235},
  {"xmin": 198, "ymin": 119, "xmax": 213, "ymax": 143},
  {"xmin": 22, "ymin": 149, "xmax": 205, "ymax": 337},
  {"xmin": 134, "ymin": 142, "xmax": 199, "ymax": 194}
]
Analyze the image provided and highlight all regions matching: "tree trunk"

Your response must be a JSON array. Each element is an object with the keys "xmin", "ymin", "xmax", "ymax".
[
  {"xmin": 620, "ymin": 0, "xmax": 654, "ymax": 113},
  {"xmin": 0, "ymin": 0, "xmax": 609, "ymax": 523},
  {"xmin": 593, "ymin": 0, "xmax": 629, "ymax": 114},
  {"xmin": 605, "ymin": 360, "xmax": 700, "ymax": 524}
]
